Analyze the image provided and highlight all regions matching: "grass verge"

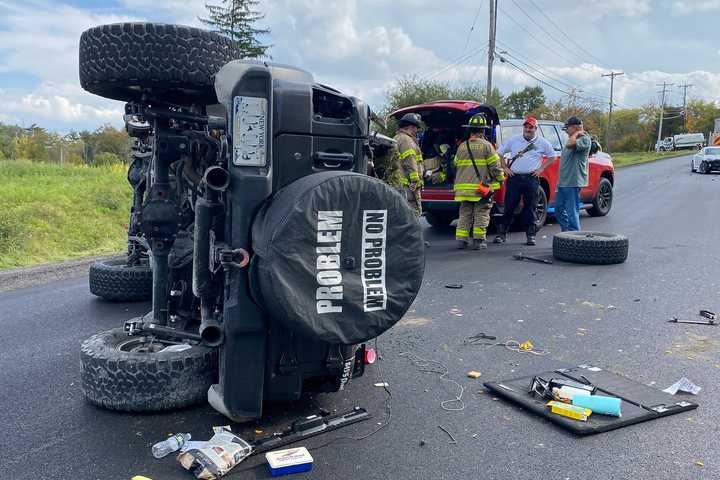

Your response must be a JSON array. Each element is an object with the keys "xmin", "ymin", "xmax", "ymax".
[
  {"xmin": 0, "ymin": 160, "xmax": 131, "ymax": 270},
  {"xmin": 612, "ymin": 151, "xmax": 690, "ymax": 168}
]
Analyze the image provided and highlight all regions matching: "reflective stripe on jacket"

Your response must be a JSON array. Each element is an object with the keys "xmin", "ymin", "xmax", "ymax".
[{"xmin": 393, "ymin": 130, "xmax": 424, "ymax": 187}]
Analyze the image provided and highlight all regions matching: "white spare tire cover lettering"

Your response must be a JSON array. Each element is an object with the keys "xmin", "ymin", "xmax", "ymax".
[{"xmin": 252, "ymin": 171, "xmax": 425, "ymax": 344}]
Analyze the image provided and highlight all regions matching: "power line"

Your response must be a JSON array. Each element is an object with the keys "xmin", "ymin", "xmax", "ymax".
[
  {"xmin": 509, "ymin": 0, "xmax": 593, "ymax": 68},
  {"xmin": 422, "ymin": 44, "xmax": 488, "ymax": 80},
  {"xmin": 526, "ymin": 0, "xmax": 608, "ymax": 67},
  {"xmin": 497, "ymin": 7, "xmax": 587, "ymax": 68},
  {"xmin": 462, "ymin": 0, "xmax": 485, "ymax": 54},
  {"xmin": 496, "ymin": 41, "xmax": 637, "ymax": 108}
]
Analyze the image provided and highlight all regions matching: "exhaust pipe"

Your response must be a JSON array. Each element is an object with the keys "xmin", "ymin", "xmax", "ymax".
[
  {"xmin": 199, "ymin": 302, "xmax": 224, "ymax": 347},
  {"xmin": 193, "ymin": 195, "xmax": 224, "ymax": 347},
  {"xmin": 203, "ymin": 166, "xmax": 230, "ymax": 191}
]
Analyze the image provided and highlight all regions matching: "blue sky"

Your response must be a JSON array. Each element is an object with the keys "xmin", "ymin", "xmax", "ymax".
[{"xmin": 1, "ymin": 0, "xmax": 719, "ymax": 132}]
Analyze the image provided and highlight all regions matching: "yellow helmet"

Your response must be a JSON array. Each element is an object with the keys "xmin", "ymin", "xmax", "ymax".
[{"xmin": 462, "ymin": 113, "xmax": 491, "ymax": 130}]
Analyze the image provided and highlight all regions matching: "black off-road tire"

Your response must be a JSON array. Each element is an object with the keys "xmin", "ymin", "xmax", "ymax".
[
  {"xmin": 80, "ymin": 328, "xmax": 218, "ymax": 412},
  {"xmin": 587, "ymin": 177, "xmax": 613, "ymax": 217},
  {"xmin": 535, "ymin": 185, "xmax": 548, "ymax": 226},
  {"xmin": 89, "ymin": 257, "xmax": 152, "ymax": 302},
  {"xmin": 553, "ymin": 231, "xmax": 628, "ymax": 265},
  {"xmin": 79, "ymin": 23, "xmax": 243, "ymax": 103}
]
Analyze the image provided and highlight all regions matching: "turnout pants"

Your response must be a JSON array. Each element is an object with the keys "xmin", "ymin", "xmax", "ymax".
[
  {"xmin": 456, "ymin": 200, "xmax": 493, "ymax": 241},
  {"xmin": 500, "ymin": 174, "xmax": 539, "ymax": 235},
  {"xmin": 403, "ymin": 186, "xmax": 422, "ymax": 218}
]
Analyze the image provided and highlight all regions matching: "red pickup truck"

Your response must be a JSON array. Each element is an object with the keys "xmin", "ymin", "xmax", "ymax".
[{"xmin": 390, "ymin": 100, "xmax": 615, "ymax": 229}]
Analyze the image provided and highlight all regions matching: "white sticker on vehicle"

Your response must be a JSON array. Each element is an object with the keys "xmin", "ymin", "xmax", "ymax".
[
  {"xmin": 361, "ymin": 210, "xmax": 387, "ymax": 312},
  {"xmin": 316, "ymin": 211, "xmax": 344, "ymax": 314},
  {"xmin": 233, "ymin": 96, "xmax": 267, "ymax": 166}
]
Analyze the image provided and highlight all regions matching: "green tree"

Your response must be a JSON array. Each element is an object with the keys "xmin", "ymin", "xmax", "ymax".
[
  {"xmin": 199, "ymin": 0, "xmax": 270, "ymax": 58},
  {"xmin": 503, "ymin": 86, "xmax": 546, "ymax": 118}
]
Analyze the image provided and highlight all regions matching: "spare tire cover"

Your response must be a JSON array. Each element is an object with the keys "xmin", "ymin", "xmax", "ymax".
[{"xmin": 252, "ymin": 171, "xmax": 425, "ymax": 344}]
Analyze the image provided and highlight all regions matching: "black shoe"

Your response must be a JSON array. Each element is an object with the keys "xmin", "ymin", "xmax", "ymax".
[
  {"xmin": 472, "ymin": 239, "xmax": 488, "ymax": 250},
  {"xmin": 457, "ymin": 240, "xmax": 469, "ymax": 249},
  {"xmin": 526, "ymin": 234, "xmax": 536, "ymax": 246},
  {"xmin": 493, "ymin": 234, "xmax": 506, "ymax": 244}
]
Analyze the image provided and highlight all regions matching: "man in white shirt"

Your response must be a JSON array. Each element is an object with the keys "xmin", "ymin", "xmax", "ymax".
[{"xmin": 494, "ymin": 117, "xmax": 556, "ymax": 246}]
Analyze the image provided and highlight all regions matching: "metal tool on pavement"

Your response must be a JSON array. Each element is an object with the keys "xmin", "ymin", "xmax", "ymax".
[
  {"xmin": 668, "ymin": 317, "xmax": 716, "ymax": 326},
  {"xmin": 699, "ymin": 310, "xmax": 716, "ymax": 320},
  {"xmin": 513, "ymin": 252, "xmax": 553, "ymax": 264}
]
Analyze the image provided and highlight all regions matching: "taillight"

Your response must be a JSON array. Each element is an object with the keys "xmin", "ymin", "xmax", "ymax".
[{"xmin": 364, "ymin": 347, "xmax": 377, "ymax": 364}]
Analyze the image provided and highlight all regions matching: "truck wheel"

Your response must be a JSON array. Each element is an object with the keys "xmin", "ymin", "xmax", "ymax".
[
  {"xmin": 425, "ymin": 210, "xmax": 455, "ymax": 229},
  {"xmin": 587, "ymin": 178, "xmax": 613, "ymax": 217},
  {"xmin": 89, "ymin": 257, "xmax": 152, "ymax": 302},
  {"xmin": 80, "ymin": 328, "xmax": 218, "ymax": 411},
  {"xmin": 535, "ymin": 186, "xmax": 548, "ymax": 226},
  {"xmin": 79, "ymin": 23, "xmax": 243, "ymax": 103},
  {"xmin": 553, "ymin": 232, "xmax": 628, "ymax": 265}
]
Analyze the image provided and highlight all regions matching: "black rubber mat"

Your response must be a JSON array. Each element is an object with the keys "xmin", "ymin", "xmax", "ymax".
[{"xmin": 484, "ymin": 365, "xmax": 698, "ymax": 436}]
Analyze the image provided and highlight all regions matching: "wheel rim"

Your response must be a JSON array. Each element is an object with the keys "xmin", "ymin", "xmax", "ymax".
[
  {"xmin": 597, "ymin": 181, "xmax": 612, "ymax": 212},
  {"xmin": 117, "ymin": 336, "xmax": 179, "ymax": 353},
  {"xmin": 536, "ymin": 189, "xmax": 547, "ymax": 224}
]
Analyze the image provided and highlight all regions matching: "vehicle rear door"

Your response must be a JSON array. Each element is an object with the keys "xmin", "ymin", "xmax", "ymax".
[{"xmin": 538, "ymin": 123, "xmax": 562, "ymax": 204}]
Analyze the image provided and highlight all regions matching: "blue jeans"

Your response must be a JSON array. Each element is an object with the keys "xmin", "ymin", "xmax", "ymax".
[{"xmin": 556, "ymin": 187, "xmax": 581, "ymax": 231}]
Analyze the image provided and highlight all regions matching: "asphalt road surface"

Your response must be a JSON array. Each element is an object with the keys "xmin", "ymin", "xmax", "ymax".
[{"xmin": 2, "ymin": 155, "xmax": 719, "ymax": 480}]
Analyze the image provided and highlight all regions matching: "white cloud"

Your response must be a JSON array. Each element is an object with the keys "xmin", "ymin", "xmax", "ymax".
[
  {"xmin": 0, "ymin": 82, "xmax": 123, "ymax": 129},
  {"xmin": 576, "ymin": 0, "xmax": 652, "ymax": 19},
  {"xmin": 672, "ymin": 0, "xmax": 720, "ymax": 14}
]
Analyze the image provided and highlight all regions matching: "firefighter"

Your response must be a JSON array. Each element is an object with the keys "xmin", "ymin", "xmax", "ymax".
[
  {"xmin": 453, "ymin": 113, "xmax": 504, "ymax": 250},
  {"xmin": 393, "ymin": 113, "xmax": 424, "ymax": 217}
]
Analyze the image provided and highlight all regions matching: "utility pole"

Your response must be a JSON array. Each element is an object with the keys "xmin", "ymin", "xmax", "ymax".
[
  {"xmin": 602, "ymin": 71, "xmax": 623, "ymax": 153},
  {"xmin": 486, "ymin": 0, "xmax": 498, "ymax": 102},
  {"xmin": 656, "ymin": 82, "xmax": 674, "ymax": 148},
  {"xmin": 678, "ymin": 83, "xmax": 693, "ymax": 131}
]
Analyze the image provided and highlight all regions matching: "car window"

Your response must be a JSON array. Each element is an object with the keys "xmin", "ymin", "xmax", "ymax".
[
  {"xmin": 540, "ymin": 124, "xmax": 562, "ymax": 151},
  {"xmin": 558, "ymin": 128, "xmax": 568, "ymax": 147},
  {"xmin": 500, "ymin": 125, "xmax": 523, "ymax": 145},
  {"xmin": 704, "ymin": 147, "xmax": 720, "ymax": 155}
]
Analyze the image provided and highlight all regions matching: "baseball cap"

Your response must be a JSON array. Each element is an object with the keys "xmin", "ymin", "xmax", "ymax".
[
  {"xmin": 523, "ymin": 116, "xmax": 538, "ymax": 128},
  {"xmin": 563, "ymin": 116, "xmax": 583, "ymax": 129}
]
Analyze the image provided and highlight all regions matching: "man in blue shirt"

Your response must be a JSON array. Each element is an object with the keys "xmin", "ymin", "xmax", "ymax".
[
  {"xmin": 494, "ymin": 117, "xmax": 556, "ymax": 246},
  {"xmin": 542, "ymin": 116, "xmax": 591, "ymax": 231}
]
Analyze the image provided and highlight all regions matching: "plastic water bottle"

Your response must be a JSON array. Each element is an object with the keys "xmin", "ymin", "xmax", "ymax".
[{"xmin": 152, "ymin": 433, "xmax": 191, "ymax": 458}]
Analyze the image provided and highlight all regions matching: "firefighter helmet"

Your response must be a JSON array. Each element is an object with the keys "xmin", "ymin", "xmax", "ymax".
[
  {"xmin": 462, "ymin": 113, "xmax": 491, "ymax": 130},
  {"xmin": 398, "ymin": 112, "xmax": 422, "ymax": 128}
]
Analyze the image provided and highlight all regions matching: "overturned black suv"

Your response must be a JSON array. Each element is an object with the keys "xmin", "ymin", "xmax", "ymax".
[{"xmin": 78, "ymin": 23, "xmax": 424, "ymax": 422}]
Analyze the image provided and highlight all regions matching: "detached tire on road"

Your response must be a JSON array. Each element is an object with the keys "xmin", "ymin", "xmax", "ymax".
[
  {"xmin": 553, "ymin": 232, "xmax": 628, "ymax": 265},
  {"xmin": 89, "ymin": 258, "xmax": 152, "ymax": 302},
  {"xmin": 79, "ymin": 23, "xmax": 243, "ymax": 103},
  {"xmin": 80, "ymin": 328, "xmax": 217, "ymax": 412}
]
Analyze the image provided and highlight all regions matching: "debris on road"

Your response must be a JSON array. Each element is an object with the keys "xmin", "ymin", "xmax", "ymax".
[
  {"xmin": 266, "ymin": 447, "xmax": 314, "ymax": 477},
  {"xmin": 437, "ymin": 425, "xmax": 457, "ymax": 444},
  {"xmin": 449, "ymin": 308, "xmax": 463, "ymax": 317},
  {"xmin": 503, "ymin": 340, "xmax": 549, "ymax": 356},
  {"xmin": 152, "ymin": 433, "xmax": 191, "ymax": 459},
  {"xmin": 374, "ymin": 382, "xmax": 390, "ymax": 387},
  {"xmin": 663, "ymin": 377, "xmax": 702, "ymax": 395},
  {"xmin": 699, "ymin": 310, "xmax": 716, "ymax": 320},
  {"xmin": 445, "ymin": 284, "xmax": 463, "ymax": 289},
  {"xmin": 547, "ymin": 401, "xmax": 591, "ymax": 421},
  {"xmin": 668, "ymin": 317, "xmax": 716, "ymax": 326},
  {"xmin": 399, "ymin": 352, "xmax": 465, "ymax": 411},
  {"xmin": 466, "ymin": 371, "xmax": 482, "ymax": 379},
  {"xmin": 177, "ymin": 429, "xmax": 252, "ymax": 479},
  {"xmin": 465, "ymin": 332, "xmax": 497, "ymax": 344},
  {"xmin": 513, "ymin": 252, "xmax": 553, "ymax": 264}
]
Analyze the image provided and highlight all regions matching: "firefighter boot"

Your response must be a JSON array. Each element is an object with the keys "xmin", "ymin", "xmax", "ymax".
[
  {"xmin": 526, "ymin": 234, "xmax": 536, "ymax": 246},
  {"xmin": 472, "ymin": 238, "xmax": 488, "ymax": 250},
  {"xmin": 457, "ymin": 239, "xmax": 469, "ymax": 249}
]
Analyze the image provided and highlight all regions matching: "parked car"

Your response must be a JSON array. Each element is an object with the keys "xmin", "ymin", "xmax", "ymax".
[
  {"xmin": 655, "ymin": 133, "xmax": 705, "ymax": 152},
  {"xmin": 691, "ymin": 146, "xmax": 720, "ymax": 173},
  {"xmin": 389, "ymin": 101, "xmax": 615, "ymax": 229}
]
